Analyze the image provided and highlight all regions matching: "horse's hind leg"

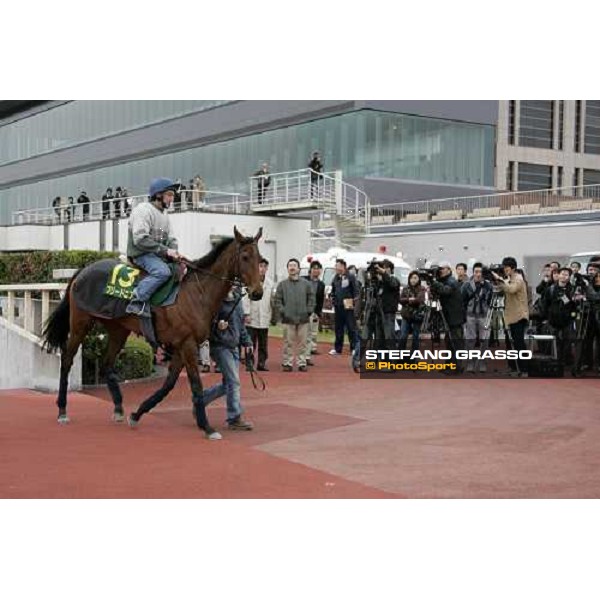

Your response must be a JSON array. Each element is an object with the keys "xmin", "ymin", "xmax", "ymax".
[
  {"xmin": 57, "ymin": 316, "xmax": 92, "ymax": 424},
  {"xmin": 101, "ymin": 323, "xmax": 130, "ymax": 422},
  {"xmin": 128, "ymin": 353, "xmax": 183, "ymax": 426}
]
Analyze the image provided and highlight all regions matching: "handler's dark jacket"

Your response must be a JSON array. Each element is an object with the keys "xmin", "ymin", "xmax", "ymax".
[
  {"xmin": 430, "ymin": 273, "xmax": 465, "ymax": 328},
  {"xmin": 210, "ymin": 292, "xmax": 252, "ymax": 350}
]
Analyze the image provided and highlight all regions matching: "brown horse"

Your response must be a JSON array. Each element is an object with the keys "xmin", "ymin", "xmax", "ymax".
[{"xmin": 42, "ymin": 227, "xmax": 264, "ymax": 440}]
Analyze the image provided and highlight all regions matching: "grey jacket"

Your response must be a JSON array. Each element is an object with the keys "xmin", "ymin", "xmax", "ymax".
[
  {"xmin": 127, "ymin": 201, "xmax": 178, "ymax": 259},
  {"xmin": 274, "ymin": 277, "xmax": 315, "ymax": 325}
]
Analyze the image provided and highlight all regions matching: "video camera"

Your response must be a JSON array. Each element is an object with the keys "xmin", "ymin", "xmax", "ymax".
[
  {"xmin": 417, "ymin": 266, "xmax": 441, "ymax": 284},
  {"xmin": 482, "ymin": 264, "xmax": 504, "ymax": 282}
]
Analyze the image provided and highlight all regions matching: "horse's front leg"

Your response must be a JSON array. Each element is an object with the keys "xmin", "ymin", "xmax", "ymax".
[
  {"xmin": 182, "ymin": 339, "xmax": 222, "ymax": 441},
  {"xmin": 128, "ymin": 354, "xmax": 183, "ymax": 427}
]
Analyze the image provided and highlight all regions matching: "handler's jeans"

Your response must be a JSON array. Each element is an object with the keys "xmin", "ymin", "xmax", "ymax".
[
  {"xmin": 132, "ymin": 253, "xmax": 171, "ymax": 302},
  {"xmin": 200, "ymin": 346, "xmax": 243, "ymax": 423}
]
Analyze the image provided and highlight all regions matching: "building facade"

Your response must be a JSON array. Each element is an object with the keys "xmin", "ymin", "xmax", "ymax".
[
  {"xmin": 0, "ymin": 100, "xmax": 497, "ymax": 224},
  {"xmin": 496, "ymin": 100, "xmax": 600, "ymax": 193}
]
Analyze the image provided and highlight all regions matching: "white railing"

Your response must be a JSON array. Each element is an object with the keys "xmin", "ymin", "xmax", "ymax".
[
  {"xmin": 0, "ymin": 283, "xmax": 67, "ymax": 337},
  {"xmin": 249, "ymin": 168, "xmax": 337, "ymax": 207},
  {"xmin": 368, "ymin": 184, "xmax": 600, "ymax": 229},
  {"xmin": 11, "ymin": 190, "xmax": 249, "ymax": 225}
]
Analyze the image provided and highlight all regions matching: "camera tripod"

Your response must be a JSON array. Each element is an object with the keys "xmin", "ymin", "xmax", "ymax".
[
  {"xmin": 421, "ymin": 297, "xmax": 451, "ymax": 350},
  {"xmin": 571, "ymin": 299, "xmax": 593, "ymax": 376},
  {"xmin": 483, "ymin": 291, "xmax": 521, "ymax": 375}
]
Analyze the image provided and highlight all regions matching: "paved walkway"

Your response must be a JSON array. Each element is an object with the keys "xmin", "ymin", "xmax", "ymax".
[{"xmin": 2, "ymin": 339, "xmax": 600, "ymax": 498}]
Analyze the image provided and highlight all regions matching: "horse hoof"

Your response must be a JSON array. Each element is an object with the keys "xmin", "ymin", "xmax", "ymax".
[
  {"xmin": 127, "ymin": 414, "xmax": 139, "ymax": 428},
  {"xmin": 205, "ymin": 430, "xmax": 222, "ymax": 441},
  {"xmin": 113, "ymin": 411, "xmax": 125, "ymax": 423},
  {"xmin": 57, "ymin": 414, "xmax": 70, "ymax": 425}
]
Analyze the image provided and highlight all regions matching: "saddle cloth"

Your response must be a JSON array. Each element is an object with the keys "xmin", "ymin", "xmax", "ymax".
[{"xmin": 72, "ymin": 258, "xmax": 182, "ymax": 320}]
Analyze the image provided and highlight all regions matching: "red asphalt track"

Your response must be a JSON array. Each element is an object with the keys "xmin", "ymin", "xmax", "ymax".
[{"xmin": 2, "ymin": 338, "xmax": 600, "ymax": 498}]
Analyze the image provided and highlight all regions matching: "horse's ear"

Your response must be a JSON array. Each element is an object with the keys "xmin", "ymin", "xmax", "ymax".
[
  {"xmin": 234, "ymin": 226, "xmax": 244, "ymax": 242},
  {"xmin": 254, "ymin": 227, "xmax": 263, "ymax": 242}
]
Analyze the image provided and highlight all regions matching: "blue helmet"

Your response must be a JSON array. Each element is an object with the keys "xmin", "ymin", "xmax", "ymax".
[{"xmin": 149, "ymin": 177, "xmax": 177, "ymax": 198}]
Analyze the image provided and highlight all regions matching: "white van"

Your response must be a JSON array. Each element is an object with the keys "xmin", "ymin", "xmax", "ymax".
[
  {"xmin": 567, "ymin": 251, "xmax": 600, "ymax": 272},
  {"xmin": 300, "ymin": 247, "xmax": 413, "ymax": 321},
  {"xmin": 300, "ymin": 246, "xmax": 412, "ymax": 287}
]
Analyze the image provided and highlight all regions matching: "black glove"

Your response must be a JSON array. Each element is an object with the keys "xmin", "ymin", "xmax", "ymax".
[{"xmin": 244, "ymin": 347, "xmax": 255, "ymax": 372}]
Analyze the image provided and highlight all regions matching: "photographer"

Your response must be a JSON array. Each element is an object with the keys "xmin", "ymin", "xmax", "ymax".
[
  {"xmin": 583, "ymin": 268, "xmax": 600, "ymax": 372},
  {"xmin": 541, "ymin": 267, "xmax": 579, "ymax": 366},
  {"xmin": 364, "ymin": 259, "xmax": 400, "ymax": 346},
  {"xmin": 536, "ymin": 263, "xmax": 553, "ymax": 298},
  {"xmin": 491, "ymin": 257, "xmax": 529, "ymax": 376},
  {"xmin": 399, "ymin": 271, "xmax": 425, "ymax": 352},
  {"xmin": 429, "ymin": 261, "xmax": 466, "ymax": 371},
  {"xmin": 462, "ymin": 262, "xmax": 494, "ymax": 373}
]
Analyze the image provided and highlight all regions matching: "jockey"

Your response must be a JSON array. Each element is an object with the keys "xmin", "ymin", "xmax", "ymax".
[{"xmin": 126, "ymin": 177, "xmax": 182, "ymax": 318}]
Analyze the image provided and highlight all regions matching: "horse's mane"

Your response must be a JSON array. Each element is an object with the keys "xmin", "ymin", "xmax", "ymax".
[{"xmin": 192, "ymin": 235, "xmax": 255, "ymax": 269}]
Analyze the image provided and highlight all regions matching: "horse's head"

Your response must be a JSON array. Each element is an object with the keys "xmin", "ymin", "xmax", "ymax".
[{"xmin": 234, "ymin": 226, "xmax": 264, "ymax": 301}]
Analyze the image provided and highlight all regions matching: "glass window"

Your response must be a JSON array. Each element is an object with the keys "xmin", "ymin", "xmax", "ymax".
[
  {"xmin": 517, "ymin": 163, "xmax": 552, "ymax": 191},
  {"xmin": 0, "ymin": 100, "xmax": 231, "ymax": 165},
  {"xmin": 584, "ymin": 100, "xmax": 600, "ymax": 155},
  {"xmin": 0, "ymin": 108, "xmax": 496, "ymax": 223},
  {"xmin": 519, "ymin": 100, "xmax": 553, "ymax": 149}
]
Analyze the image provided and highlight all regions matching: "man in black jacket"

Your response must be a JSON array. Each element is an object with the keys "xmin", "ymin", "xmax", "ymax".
[
  {"xmin": 329, "ymin": 258, "xmax": 359, "ymax": 355},
  {"xmin": 364, "ymin": 259, "xmax": 400, "ymax": 347},
  {"xmin": 102, "ymin": 187, "xmax": 114, "ymax": 219},
  {"xmin": 542, "ymin": 267, "xmax": 579, "ymax": 366},
  {"xmin": 304, "ymin": 260, "xmax": 325, "ymax": 356},
  {"xmin": 429, "ymin": 261, "xmax": 466, "ymax": 371},
  {"xmin": 253, "ymin": 163, "xmax": 271, "ymax": 203},
  {"xmin": 308, "ymin": 151, "xmax": 323, "ymax": 198},
  {"xmin": 77, "ymin": 191, "xmax": 90, "ymax": 221}
]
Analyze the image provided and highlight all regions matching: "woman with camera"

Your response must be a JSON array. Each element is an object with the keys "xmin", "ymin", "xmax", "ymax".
[{"xmin": 399, "ymin": 271, "xmax": 426, "ymax": 352}]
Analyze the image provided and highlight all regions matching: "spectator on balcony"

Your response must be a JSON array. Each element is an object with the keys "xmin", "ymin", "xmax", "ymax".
[
  {"xmin": 67, "ymin": 196, "xmax": 75, "ymax": 222},
  {"xmin": 308, "ymin": 151, "xmax": 324, "ymax": 198},
  {"xmin": 102, "ymin": 187, "xmax": 114, "ymax": 219},
  {"xmin": 253, "ymin": 163, "xmax": 271, "ymax": 204},
  {"xmin": 52, "ymin": 196, "xmax": 61, "ymax": 222},
  {"xmin": 114, "ymin": 186, "xmax": 125, "ymax": 218},
  {"xmin": 173, "ymin": 178, "xmax": 183, "ymax": 212},
  {"xmin": 122, "ymin": 188, "xmax": 132, "ymax": 216},
  {"xmin": 77, "ymin": 191, "xmax": 90, "ymax": 221},
  {"xmin": 192, "ymin": 175, "xmax": 206, "ymax": 210}
]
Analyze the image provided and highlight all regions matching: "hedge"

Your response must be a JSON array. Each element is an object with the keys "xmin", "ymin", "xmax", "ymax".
[
  {"xmin": 0, "ymin": 250, "xmax": 118, "ymax": 284},
  {"xmin": 0, "ymin": 250, "xmax": 153, "ymax": 384},
  {"xmin": 82, "ymin": 324, "xmax": 155, "ymax": 385}
]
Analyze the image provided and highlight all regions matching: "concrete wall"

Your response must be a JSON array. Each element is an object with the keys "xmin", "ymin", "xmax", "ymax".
[
  {"xmin": 0, "ymin": 316, "xmax": 81, "ymax": 391},
  {"xmin": 1, "ymin": 212, "xmax": 311, "ymax": 283},
  {"xmin": 358, "ymin": 220, "xmax": 600, "ymax": 282}
]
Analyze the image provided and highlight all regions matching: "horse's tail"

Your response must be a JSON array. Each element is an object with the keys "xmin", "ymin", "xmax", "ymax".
[{"xmin": 42, "ymin": 268, "xmax": 82, "ymax": 353}]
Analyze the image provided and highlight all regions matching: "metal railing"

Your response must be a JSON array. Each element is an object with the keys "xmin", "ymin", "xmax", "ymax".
[
  {"xmin": 11, "ymin": 189, "xmax": 248, "ymax": 225},
  {"xmin": 0, "ymin": 283, "xmax": 67, "ymax": 337},
  {"xmin": 368, "ymin": 184, "xmax": 600, "ymax": 228},
  {"xmin": 249, "ymin": 168, "xmax": 338, "ymax": 208}
]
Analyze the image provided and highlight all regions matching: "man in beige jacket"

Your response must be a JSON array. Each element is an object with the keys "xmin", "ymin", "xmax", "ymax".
[{"xmin": 492, "ymin": 256, "xmax": 530, "ymax": 377}]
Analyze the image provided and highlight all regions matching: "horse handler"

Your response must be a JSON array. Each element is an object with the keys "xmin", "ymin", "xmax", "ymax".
[{"xmin": 195, "ymin": 288, "xmax": 254, "ymax": 431}]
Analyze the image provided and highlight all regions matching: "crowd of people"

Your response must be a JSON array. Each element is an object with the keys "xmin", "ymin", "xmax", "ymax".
[{"xmin": 49, "ymin": 176, "xmax": 208, "ymax": 223}]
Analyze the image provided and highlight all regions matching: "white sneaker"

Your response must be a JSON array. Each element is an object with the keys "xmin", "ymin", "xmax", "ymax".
[{"xmin": 328, "ymin": 349, "xmax": 341, "ymax": 356}]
